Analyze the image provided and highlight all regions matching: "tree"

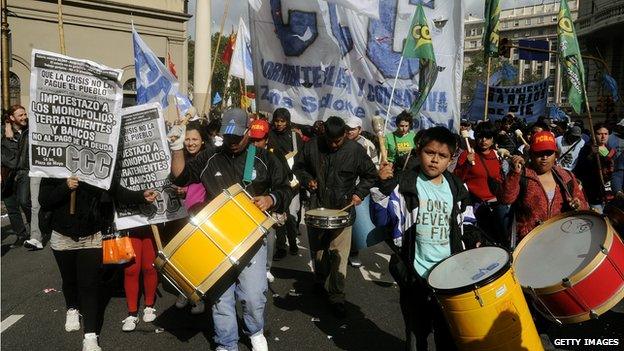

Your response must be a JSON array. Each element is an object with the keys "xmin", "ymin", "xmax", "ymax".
[{"xmin": 187, "ymin": 33, "xmax": 247, "ymax": 116}]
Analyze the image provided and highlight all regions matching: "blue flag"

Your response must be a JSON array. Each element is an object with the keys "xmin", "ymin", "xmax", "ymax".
[
  {"xmin": 603, "ymin": 73, "xmax": 619, "ymax": 102},
  {"xmin": 212, "ymin": 92, "xmax": 222, "ymax": 105},
  {"xmin": 132, "ymin": 27, "xmax": 192, "ymax": 116}
]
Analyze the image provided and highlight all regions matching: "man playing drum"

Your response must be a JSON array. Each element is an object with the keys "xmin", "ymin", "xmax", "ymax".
[
  {"xmin": 168, "ymin": 108, "xmax": 292, "ymax": 351},
  {"xmin": 292, "ymin": 116, "xmax": 377, "ymax": 318},
  {"xmin": 372, "ymin": 127, "xmax": 482, "ymax": 351}
]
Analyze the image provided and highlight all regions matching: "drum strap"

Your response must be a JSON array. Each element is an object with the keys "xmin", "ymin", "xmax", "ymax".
[{"xmin": 243, "ymin": 145, "xmax": 256, "ymax": 185}]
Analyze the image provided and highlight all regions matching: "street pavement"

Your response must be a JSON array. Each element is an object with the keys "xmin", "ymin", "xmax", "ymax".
[{"xmin": 1, "ymin": 214, "xmax": 623, "ymax": 351}]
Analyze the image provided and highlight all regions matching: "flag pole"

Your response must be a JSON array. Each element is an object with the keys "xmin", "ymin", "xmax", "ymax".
[
  {"xmin": 57, "ymin": 0, "xmax": 66, "ymax": 55},
  {"xmin": 201, "ymin": 0, "xmax": 232, "ymax": 116},
  {"xmin": 383, "ymin": 55, "xmax": 405, "ymax": 133},
  {"xmin": 484, "ymin": 56, "xmax": 492, "ymax": 121}
]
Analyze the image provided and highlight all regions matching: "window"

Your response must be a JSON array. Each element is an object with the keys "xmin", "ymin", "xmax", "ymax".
[
  {"xmin": 552, "ymin": 16, "xmax": 557, "ymax": 22},
  {"xmin": 537, "ymin": 17, "xmax": 544, "ymax": 24},
  {"xmin": 477, "ymin": 28, "xmax": 483, "ymax": 35},
  {"xmin": 514, "ymin": 20, "xmax": 519, "ymax": 27},
  {"xmin": 513, "ymin": 32, "xmax": 519, "ymax": 38},
  {"xmin": 526, "ymin": 18, "xmax": 531, "ymax": 25},
  {"xmin": 470, "ymin": 28, "xmax": 477, "ymax": 36},
  {"xmin": 9, "ymin": 72, "xmax": 20, "ymax": 106},
  {"xmin": 503, "ymin": 22, "xmax": 509, "ymax": 29},
  {"xmin": 123, "ymin": 78, "xmax": 137, "ymax": 107},
  {"xmin": 471, "ymin": 41, "xmax": 478, "ymax": 48}
]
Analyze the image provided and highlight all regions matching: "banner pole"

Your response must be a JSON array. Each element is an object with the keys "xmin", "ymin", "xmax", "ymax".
[
  {"xmin": 484, "ymin": 56, "xmax": 492, "ymax": 121},
  {"xmin": 57, "ymin": 0, "xmax": 66, "ymax": 55},
  {"xmin": 383, "ymin": 55, "xmax": 405, "ymax": 133},
  {"xmin": 201, "ymin": 0, "xmax": 232, "ymax": 116}
]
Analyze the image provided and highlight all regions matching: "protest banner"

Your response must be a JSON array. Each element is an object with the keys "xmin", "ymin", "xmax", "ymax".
[
  {"xmin": 250, "ymin": 0, "xmax": 464, "ymax": 131},
  {"xmin": 28, "ymin": 49, "xmax": 123, "ymax": 190},
  {"xmin": 466, "ymin": 79, "xmax": 549, "ymax": 123},
  {"xmin": 113, "ymin": 103, "xmax": 187, "ymax": 230}
]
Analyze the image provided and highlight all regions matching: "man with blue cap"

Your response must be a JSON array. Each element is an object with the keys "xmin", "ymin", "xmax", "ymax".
[{"xmin": 169, "ymin": 108, "xmax": 291, "ymax": 351}]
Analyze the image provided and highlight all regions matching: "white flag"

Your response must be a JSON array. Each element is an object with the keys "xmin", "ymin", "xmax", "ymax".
[
  {"xmin": 324, "ymin": 0, "xmax": 380, "ymax": 19},
  {"xmin": 248, "ymin": 0, "xmax": 262, "ymax": 12},
  {"xmin": 230, "ymin": 17, "xmax": 254, "ymax": 86}
]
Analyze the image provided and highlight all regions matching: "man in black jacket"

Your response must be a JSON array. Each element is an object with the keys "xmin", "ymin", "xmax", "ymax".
[
  {"xmin": 267, "ymin": 108, "xmax": 303, "ymax": 260},
  {"xmin": 170, "ymin": 108, "xmax": 291, "ymax": 351},
  {"xmin": 292, "ymin": 116, "xmax": 377, "ymax": 318},
  {"xmin": 2, "ymin": 105, "xmax": 32, "ymax": 248}
]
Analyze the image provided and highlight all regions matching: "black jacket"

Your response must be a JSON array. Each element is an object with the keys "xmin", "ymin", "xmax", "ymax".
[
  {"xmin": 1, "ymin": 126, "xmax": 29, "ymax": 171},
  {"xmin": 39, "ymin": 178, "xmax": 147, "ymax": 238},
  {"xmin": 172, "ymin": 146, "xmax": 292, "ymax": 213},
  {"xmin": 267, "ymin": 128, "xmax": 302, "ymax": 155},
  {"xmin": 293, "ymin": 137, "xmax": 377, "ymax": 212}
]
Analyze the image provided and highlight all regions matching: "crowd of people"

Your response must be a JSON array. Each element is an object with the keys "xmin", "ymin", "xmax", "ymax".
[{"xmin": 2, "ymin": 103, "xmax": 623, "ymax": 351}]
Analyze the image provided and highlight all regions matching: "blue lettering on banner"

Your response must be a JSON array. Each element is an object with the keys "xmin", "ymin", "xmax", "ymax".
[
  {"xmin": 270, "ymin": 0, "xmax": 318, "ymax": 56},
  {"xmin": 328, "ymin": 4, "xmax": 354, "ymax": 56}
]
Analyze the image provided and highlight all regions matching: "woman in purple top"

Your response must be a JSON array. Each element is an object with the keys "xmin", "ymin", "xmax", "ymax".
[{"xmin": 174, "ymin": 121, "xmax": 209, "ymax": 313}]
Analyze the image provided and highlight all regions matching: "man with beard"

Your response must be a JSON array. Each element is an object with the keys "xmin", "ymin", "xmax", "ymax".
[
  {"xmin": 267, "ymin": 108, "xmax": 303, "ymax": 260},
  {"xmin": 169, "ymin": 108, "xmax": 291, "ymax": 351},
  {"xmin": 292, "ymin": 116, "xmax": 377, "ymax": 318}
]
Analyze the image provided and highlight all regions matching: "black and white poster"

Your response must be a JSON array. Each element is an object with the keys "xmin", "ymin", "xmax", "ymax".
[
  {"xmin": 114, "ymin": 103, "xmax": 187, "ymax": 230},
  {"xmin": 28, "ymin": 49, "xmax": 123, "ymax": 190}
]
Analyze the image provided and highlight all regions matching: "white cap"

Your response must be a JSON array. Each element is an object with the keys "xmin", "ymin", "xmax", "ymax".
[
  {"xmin": 618, "ymin": 118, "xmax": 624, "ymax": 127},
  {"xmin": 345, "ymin": 116, "xmax": 362, "ymax": 129}
]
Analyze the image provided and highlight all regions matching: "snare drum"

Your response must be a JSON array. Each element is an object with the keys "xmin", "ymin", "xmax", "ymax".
[
  {"xmin": 304, "ymin": 208, "xmax": 352, "ymax": 229},
  {"xmin": 154, "ymin": 184, "xmax": 275, "ymax": 303},
  {"xmin": 428, "ymin": 246, "xmax": 543, "ymax": 351},
  {"xmin": 513, "ymin": 211, "xmax": 624, "ymax": 324}
]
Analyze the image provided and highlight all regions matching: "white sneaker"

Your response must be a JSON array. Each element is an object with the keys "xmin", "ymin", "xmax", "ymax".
[
  {"xmin": 250, "ymin": 333, "xmax": 268, "ymax": 351},
  {"xmin": 121, "ymin": 315, "xmax": 139, "ymax": 332},
  {"xmin": 24, "ymin": 238, "xmax": 43, "ymax": 250},
  {"xmin": 190, "ymin": 300, "xmax": 205, "ymax": 315},
  {"xmin": 267, "ymin": 271, "xmax": 275, "ymax": 283},
  {"xmin": 82, "ymin": 333, "xmax": 102, "ymax": 351},
  {"xmin": 65, "ymin": 309, "xmax": 80, "ymax": 332},
  {"xmin": 142, "ymin": 307, "xmax": 157, "ymax": 323},
  {"xmin": 175, "ymin": 294, "xmax": 188, "ymax": 309}
]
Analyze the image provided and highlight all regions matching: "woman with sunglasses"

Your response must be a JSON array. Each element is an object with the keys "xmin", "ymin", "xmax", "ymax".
[
  {"xmin": 454, "ymin": 121, "xmax": 507, "ymax": 246},
  {"xmin": 500, "ymin": 131, "xmax": 588, "ymax": 247}
]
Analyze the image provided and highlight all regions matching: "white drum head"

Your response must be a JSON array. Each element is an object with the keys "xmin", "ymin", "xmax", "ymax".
[
  {"xmin": 428, "ymin": 246, "xmax": 510, "ymax": 291},
  {"xmin": 513, "ymin": 213, "xmax": 606, "ymax": 289},
  {"xmin": 306, "ymin": 208, "xmax": 346, "ymax": 217}
]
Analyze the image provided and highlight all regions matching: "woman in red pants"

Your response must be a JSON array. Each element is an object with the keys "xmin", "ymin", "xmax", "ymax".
[{"xmin": 121, "ymin": 225, "xmax": 159, "ymax": 331}]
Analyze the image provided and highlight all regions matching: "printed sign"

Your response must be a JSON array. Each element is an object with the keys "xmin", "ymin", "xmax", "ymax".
[
  {"xmin": 28, "ymin": 49, "xmax": 123, "ymax": 190},
  {"xmin": 113, "ymin": 103, "xmax": 187, "ymax": 230}
]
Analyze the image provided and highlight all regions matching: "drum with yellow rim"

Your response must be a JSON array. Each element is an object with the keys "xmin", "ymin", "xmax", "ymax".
[
  {"xmin": 428, "ymin": 246, "xmax": 543, "ymax": 351},
  {"xmin": 154, "ymin": 184, "xmax": 275, "ymax": 303}
]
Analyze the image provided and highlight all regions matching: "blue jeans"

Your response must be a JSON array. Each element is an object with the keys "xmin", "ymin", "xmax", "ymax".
[
  {"xmin": 212, "ymin": 240, "xmax": 267, "ymax": 351},
  {"xmin": 612, "ymin": 170, "xmax": 623, "ymax": 194}
]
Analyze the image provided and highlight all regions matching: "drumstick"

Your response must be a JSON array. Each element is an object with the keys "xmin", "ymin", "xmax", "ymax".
[
  {"xmin": 497, "ymin": 148, "xmax": 511, "ymax": 159},
  {"xmin": 339, "ymin": 202, "xmax": 355, "ymax": 212},
  {"xmin": 372, "ymin": 116, "xmax": 388, "ymax": 164},
  {"xmin": 515, "ymin": 129, "xmax": 529, "ymax": 147},
  {"xmin": 150, "ymin": 224, "xmax": 164, "ymax": 251},
  {"xmin": 460, "ymin": 130, "xmax": 475, "ymax": 166}
]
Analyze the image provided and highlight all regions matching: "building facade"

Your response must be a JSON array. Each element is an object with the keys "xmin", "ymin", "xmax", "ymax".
[
  {"xmin": 6, "ymin": 0, "xmax": 191, "ymax": 109},
  {"xmin": 464, "ymin": 0, "xmax": 579, "ymax": 105},
  {"xmin": 576, "ymin": 0, "xmax": 624, "ymax": 119}
]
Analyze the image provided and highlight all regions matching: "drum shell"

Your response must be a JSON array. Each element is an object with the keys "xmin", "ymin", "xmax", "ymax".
[
  {"xmin": 304, "ymin": 210, "xmax": 352, "ymax": 229},
  {"xmin": 434, "ymin": 267, "xmax": 543, "ymax": 351},
  {"xmin": 513, "ymin": 211, "xmax": 624, "ymax": 324},
  {"xmin": 154, "ymin": 184, "xmax": 275, "ymax": 303}
]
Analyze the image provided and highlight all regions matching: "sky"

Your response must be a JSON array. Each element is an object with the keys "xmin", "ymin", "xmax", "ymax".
[{"xmin": 187, "ymin": 0, "xmax": 554, "ymax": 39}]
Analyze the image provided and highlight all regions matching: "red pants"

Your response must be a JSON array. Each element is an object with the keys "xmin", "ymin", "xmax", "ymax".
[{"xmin": 124, "ymin": 227, "xmax": 158, "ymax": 313}]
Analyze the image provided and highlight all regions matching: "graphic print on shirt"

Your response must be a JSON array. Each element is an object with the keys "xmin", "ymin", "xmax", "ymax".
[{"xmin": 416, "ymin": 198, "xmax": 450, "ymax": 240}]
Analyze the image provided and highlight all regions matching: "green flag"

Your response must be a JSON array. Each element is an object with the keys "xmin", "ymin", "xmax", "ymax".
[
  {"xmin": 557, "ymin": 0, "xmax": 585, "ymax": 114},
  {"xmin": 483, "ymin": 0, "xmax": 501, "ymax": 58},
  {"xmin": 403, "ymin": 4, "xmax": 437, "ymax": 115}
]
